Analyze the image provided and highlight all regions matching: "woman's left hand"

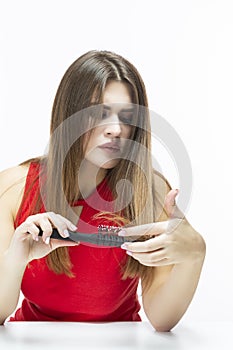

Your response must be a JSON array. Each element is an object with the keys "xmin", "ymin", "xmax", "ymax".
[{"xmin": 119, "ymin": 189, "xmax": 206, "ymax": 266}]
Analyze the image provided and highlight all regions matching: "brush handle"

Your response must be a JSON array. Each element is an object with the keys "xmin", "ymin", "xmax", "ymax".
[{"xmin": 38, "ymin": 227, "xmax": 136, "ymax": 247}]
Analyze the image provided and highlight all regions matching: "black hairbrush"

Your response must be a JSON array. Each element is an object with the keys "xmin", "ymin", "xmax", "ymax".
[{"xmin": 38, "ymin": 225, "xmax": 137, "ymax": 248}]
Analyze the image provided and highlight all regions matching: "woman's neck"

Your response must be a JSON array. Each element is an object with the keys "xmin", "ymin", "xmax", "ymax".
[{"xmin": 77, "ymin": 161, "xmax": 107, "ymax": 199}]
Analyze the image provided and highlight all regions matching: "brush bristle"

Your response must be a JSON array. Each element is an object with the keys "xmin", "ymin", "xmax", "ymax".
[{"xmin": 98, "ymin": 225, "xmax": 121, "ymax": 234}]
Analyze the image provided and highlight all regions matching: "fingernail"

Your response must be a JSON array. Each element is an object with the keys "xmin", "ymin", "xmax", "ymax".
[
  {"xmin": 45, "ymin": 237, "xmax": 50, "ymax": 245},
  {"xmin": 121, "ymin": 243, "xmax": 128, "ymax": 250},
  {"xmin": 126, "ymin": 251, "xmax": 133, "ymax": 256},
  {"xmin": 118, "ymin": 230, "xmax": 126, "ymax": 236},
  {"xmin": 71, "ymin": 224, "xmax": 77, "ymax": 231},
  {"xmin": 63, "ymin": 229, "xmax": 69, "ymax": 237}
]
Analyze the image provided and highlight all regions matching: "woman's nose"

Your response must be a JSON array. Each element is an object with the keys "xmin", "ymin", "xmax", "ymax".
[{"xmin": 103, "ymin": 116, "xmax": 121, "ymax": 137}]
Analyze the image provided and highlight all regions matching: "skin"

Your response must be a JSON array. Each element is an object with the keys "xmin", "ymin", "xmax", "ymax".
[
  {"xmin": 120, "ymin": 189, "xmax": 206, "ymax": 331},
  {"xmin": 0, "ymin": 81, "xmax": 206, "ymax": 330},
  {"xmin": 78, "ymin": 81, "xmax": 133, "ymax": 197}
]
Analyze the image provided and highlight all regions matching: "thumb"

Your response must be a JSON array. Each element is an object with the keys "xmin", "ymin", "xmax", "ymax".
[{"xmin": 164, "ymin": 189, "xmax": 180, "ymax": 218}]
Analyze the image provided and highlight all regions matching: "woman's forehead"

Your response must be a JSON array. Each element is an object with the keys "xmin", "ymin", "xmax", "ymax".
[{"xmin": 103, "ymin": 81, "xmax": 133, "ymax": 104}]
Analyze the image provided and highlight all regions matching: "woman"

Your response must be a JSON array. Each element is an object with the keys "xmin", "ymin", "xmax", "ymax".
[{"xmin": 0, "ymin": 50, "xmax": 206, "ymax": 331}]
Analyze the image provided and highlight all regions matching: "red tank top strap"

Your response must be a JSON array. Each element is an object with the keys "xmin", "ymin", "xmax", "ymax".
[{"xmin": 14, "ymin": 162, "xmax": 42, "ymax": 228}]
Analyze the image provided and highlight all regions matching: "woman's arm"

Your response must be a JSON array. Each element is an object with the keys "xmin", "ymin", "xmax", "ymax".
[
  {"xmin": 119, "ymin": 179, "xmax": 206, "ymax": 331},
  {"xmin": 141, "ymin": 219, "xmax": 205, "ymax": 332},
  {"xmin": 0, "ymin": 165, "xmax": 79, "ymax": 325},
  {"xmin": 0, "ymin": 166, "xmax": 28, "ymax": 324}
]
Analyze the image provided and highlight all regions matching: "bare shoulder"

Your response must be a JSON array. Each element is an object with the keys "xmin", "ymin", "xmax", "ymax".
[
  {"xmin": 0, "ymin": 164, "xmax": 29, "ymax": 194},
  {"xmin": 0, "ymin": 164, "xmax": 30, "ymax": 219},
  {"xmin": 0, "ymin": 164, "xmax": 29, "ymax": 185},
  {"xmin": 153, "ymin": 170, "xmax": 171, "ymax": 210},
  {"xmin": 153, "ymin": 170, "xmax": 171, "ymax": 195},
  {"xmin": 0, "ymin": 164, "xmax": 30, "ymax": 254}
]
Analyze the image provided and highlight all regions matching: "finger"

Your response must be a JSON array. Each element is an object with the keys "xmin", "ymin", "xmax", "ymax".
[
  {"xmin": 121, "ymin": 234, "xmax": 166, "ymax": 253},
  {"xmin": 164, "ymin": 189, "xmax": 184, "ymax": 219},
  {"xmin": 46, "ymin": 212, "xmax": 70, "ymax": 239},
  {"xmin": 118, "ymin": 221, "xmax": 168, "ymax": 237},
  {"xmin": 50, "ymin": 240, "xmax": 80, "ymax": 250},
  {"xmin": 126, "ymin": 250, "xmax": 170, "ymax": 267},
  {"xmin": 25, "ymin": 224, "xmax": 40, "ymax": 242},
  {"xmin": 136, "ymin": 258, "xmax": 171, "ymax": 267},
  {"xmin": 16, "ymin": 222, "xmax": 40, "ymax": 242},
  {"xmin": 164, "ymin": 189, "xmax": 179, "ymax": 218},
  {"xmin": 24, "ymin": 214, "xmax": 53, "ymax": 243},
  {"xmin": 38, "ymin": 218, "xmax": 53, "ymax": 244},
  {"xmin": 56, "ymin": 214, "xmax": 77, "ymax": 232}
]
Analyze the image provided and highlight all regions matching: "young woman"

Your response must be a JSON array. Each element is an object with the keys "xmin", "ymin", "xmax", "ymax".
[{"xmin": 0, "ymin": 50, "xmax": 206, "ymax": 331}]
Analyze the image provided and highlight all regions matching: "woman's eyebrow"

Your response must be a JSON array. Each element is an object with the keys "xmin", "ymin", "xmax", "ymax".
[
  {"xmin": 91, "ymin": 104, "xmax": 134, "ymax": 112},
  {"xmin": 102, "ymin": 105, "xmax": 111, "ymax": 110},
  {"xmin": 102, "ymin": 105, "xmax": 134, "ymax": 112},
  {"xmin": 120, "ymin": 108, "xmax": 134, "ymax": 112}
]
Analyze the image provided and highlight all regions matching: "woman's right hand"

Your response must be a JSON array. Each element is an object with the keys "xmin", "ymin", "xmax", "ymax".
[{"xmin": 8, "ymin": 212, "xmax": 79, "ymax": 265}]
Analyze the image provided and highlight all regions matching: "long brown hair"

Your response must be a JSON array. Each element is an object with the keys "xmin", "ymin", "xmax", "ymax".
[{"xmin": 20, "ymin": 50, "xmax": 169, "ymax": 291}]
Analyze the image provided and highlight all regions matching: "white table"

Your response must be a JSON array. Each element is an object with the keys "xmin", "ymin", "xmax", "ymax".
[{"xmin": 0, "ymin": 321, "xmax": 232, "ymax": 350}]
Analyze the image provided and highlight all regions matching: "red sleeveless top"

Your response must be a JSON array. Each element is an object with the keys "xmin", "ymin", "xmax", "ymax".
[{"xmin": 10, "ymin": 162, "xmax": 141, "ymax": 322}]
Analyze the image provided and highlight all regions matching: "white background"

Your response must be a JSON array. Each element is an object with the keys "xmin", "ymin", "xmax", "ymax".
[{"xmin": 0, "ymin": 0, "xmax": 232, "ymax": 323}]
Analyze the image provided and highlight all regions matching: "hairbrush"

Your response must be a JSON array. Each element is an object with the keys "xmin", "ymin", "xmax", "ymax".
[{"xmin": 38, "ymin": 224, "xmax": 138, "ymax": 248}]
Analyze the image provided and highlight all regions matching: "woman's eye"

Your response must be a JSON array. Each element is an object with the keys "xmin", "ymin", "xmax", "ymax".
[
  {"xmin": 102, "ymin": 109, "xmax": 110, "ymax": 119},
  {"xmin": 119, "ymin": 112, "xmax": 133, "ymax": 125},
  {"xmin": 100, "ymin": 108, "xmax": 134, "ymax": 124}
]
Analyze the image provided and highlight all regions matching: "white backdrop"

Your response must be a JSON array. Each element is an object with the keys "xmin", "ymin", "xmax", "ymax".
[{"xmin": 0, "ymin": 0, "xmax": 232, "ymax": 323}]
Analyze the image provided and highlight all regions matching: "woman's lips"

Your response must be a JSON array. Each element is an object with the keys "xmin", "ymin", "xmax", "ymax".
[{"xmin": 98, "ymin": 142, "xmax": 121, "ymax": 153}]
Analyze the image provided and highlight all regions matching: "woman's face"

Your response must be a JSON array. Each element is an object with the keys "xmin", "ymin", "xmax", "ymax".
[{"xmin": 84, "ymin": 81, "xmax": 134, "ymax": 170}]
